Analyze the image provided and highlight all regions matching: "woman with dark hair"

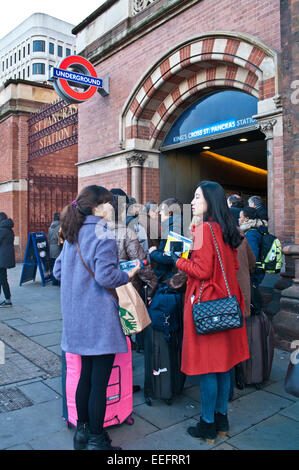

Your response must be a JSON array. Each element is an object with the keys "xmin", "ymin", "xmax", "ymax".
[
  {"xmin": 0, "ymin": 212, "xmax": 15, "ymax": 307},
  {"xmin": 172, "ymin": 181, "xmax": 249, "ymax": 444},
  {"xmin": 53, "ymin": 185, "xmax": 139, "ymax": 450}
]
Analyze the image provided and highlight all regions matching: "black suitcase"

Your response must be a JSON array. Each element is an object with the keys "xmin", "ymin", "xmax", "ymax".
[{"xmin": 143, "ymin": 324, "xmax": 185, "ymax": 405}]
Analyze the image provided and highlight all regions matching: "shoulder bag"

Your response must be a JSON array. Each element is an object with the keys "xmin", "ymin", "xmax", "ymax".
[{"xmin": 192, "ymin": 223, "xmax": 243, "ymax": 335}]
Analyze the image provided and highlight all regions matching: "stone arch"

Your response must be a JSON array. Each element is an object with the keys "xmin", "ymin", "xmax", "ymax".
[{"xmin": 121, "ymin": 32, "xmax": 279, "ymax": 150}]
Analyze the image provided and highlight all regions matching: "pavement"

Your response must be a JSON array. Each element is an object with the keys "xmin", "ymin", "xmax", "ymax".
[{"xmin": 0, "ymin": 264, "xmax": 298, "ymax": 451}]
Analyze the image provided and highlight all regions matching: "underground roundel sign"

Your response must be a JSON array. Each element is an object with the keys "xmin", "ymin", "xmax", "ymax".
[{"xmin": 50, "ymin": 55, "xmax": 106, "ymax": 104}]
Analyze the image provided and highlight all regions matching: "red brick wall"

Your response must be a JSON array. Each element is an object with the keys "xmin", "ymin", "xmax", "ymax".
[
  {"xmin": 78, "ymin": 0, "xmax": 281, "ymax": 161},
  {"xmin": 0, "ymin": 111, "xmax": 78, "ymax": 261},
  {"xmin": 78, "ymin": 168, "xmax": 130, "ymax": 195}
]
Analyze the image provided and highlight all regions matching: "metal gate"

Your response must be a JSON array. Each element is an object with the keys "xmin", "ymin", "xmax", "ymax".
[
  {"xmin": 27, "ymin": 99, "xmax": 78, "ymax": 235},
  {"xmin": 28, "ymin": 167, "xmax": 78, "ymax": 234}
]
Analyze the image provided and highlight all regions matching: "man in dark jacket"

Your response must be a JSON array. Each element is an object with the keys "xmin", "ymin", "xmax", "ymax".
[
  {"xmin": 0, "ymin": 212, "xmax": 15, "ymax": 307},
  {"xmin": 48, "ymin": 213, "xmax": 61, "ymax": 285}
]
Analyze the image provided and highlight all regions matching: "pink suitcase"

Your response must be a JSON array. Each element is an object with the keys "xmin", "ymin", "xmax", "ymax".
[{"xmin": 62, "ymin": 337, "xmax": 134, "ymax": 428}]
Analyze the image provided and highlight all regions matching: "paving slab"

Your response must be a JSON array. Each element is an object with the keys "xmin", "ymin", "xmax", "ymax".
[
  {"xmin": 27, "ymin": 428, "xmax": 74, "ymax": 450},
  {"xmin": 0, "ymin": 399, "xmax": 65, "ymax": 450},
  {"xmin": 264, "ymin": 379, "xmax": 299, "ymax": 402},
  {"xmin": 0, "ymin": 322, "xmax": 61, "ymax": 378},
  {"xmin": 225, "ymin": 390, "xmax": 294, "ymax": 436},
  {"xmin": 279, "ymin": 400, "xmax": 299, "ymax": 421},
  {"xmin": 227, "ymin": 414, "xmax": 299, "ymax": 450},
  {"xmin": 0, "ymin": 345, "xmax": 42, "ymax": 386},
  {"xmin": 109, "ymin": 413, "xmax": 160, "ymax": 449},
  {"xmin": 133, "ymin": 395, "xmax": 201, "ymax": 429},
  {"xmin": 122, "ymin": 417, "xmax": 221, "ymax": 450},
  {"xmin": 19, "ymin": 381, "xmax": 60, "ymax": 404}
]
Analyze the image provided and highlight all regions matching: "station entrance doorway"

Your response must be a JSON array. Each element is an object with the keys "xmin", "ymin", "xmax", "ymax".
[{"xmin": 159, "ymin": 90, "xmax": 267, "ymax": 207}]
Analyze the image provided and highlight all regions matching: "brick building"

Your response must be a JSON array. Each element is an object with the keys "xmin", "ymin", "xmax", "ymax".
[
  {"xmin": 74, "ymin": 0, "xmax": 284, "ymax": 233},
  {"xmin": 0, "ymin": 79, "xmax": 78, "ymax": 261},
  {"xmin": 72, "ymin": 0, "xmax": 298, "ymax": 342}
]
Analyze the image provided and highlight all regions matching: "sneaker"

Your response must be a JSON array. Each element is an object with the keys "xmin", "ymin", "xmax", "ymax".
[{"xmin": 0, "ymin": 300, "xmax": 12, "ymax": 308}]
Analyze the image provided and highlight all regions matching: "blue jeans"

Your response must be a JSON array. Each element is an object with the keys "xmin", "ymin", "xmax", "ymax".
[{"xmin": 199, "ymin": 371, "xmax": 231, "ymax": 423}]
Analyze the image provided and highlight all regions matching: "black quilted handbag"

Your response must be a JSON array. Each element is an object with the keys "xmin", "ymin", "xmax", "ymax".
[{"xmin": 192, "ymin": 223, "xmax": 243, "ymax": 335}]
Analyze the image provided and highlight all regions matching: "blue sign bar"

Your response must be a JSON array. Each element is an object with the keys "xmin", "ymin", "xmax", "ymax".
[
  {"xmin": 52, "ymin": 67, "xmax": 103, "ymax": 88},
  {"xmin": 162, "ymin": 90, "xmax": 258, "ymax": 148}
]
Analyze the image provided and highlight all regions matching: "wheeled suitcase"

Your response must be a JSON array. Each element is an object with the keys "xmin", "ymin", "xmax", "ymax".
[
  {"xmin": 241, "ymin": 311, "xmax": 274, "ymax": 387},
  {"xmin": 143, "ymin": 325, "xmax": 185, "ymax": 404},
  {"xmin": 62, "ymin": 337, "xmax": 134, "ymax": 428}
]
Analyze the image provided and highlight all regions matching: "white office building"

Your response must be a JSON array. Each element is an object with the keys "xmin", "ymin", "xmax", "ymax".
[{"xmin": 0, "ymin": 13, "xmax": 76, "ymax": 86}]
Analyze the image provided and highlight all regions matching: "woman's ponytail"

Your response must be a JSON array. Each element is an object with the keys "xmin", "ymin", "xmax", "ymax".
[{"xmin": 60, "ymin": 185, "xmax": 113, "ymax": 244}]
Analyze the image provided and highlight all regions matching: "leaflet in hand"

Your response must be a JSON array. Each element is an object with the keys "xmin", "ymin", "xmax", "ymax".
[{"xmin": 164, "ymin": 231, "xmax": 192, "ymax": 259}]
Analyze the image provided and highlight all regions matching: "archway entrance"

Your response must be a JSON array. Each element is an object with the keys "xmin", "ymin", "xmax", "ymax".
[
  {"xmin": 159, "ymin": 90, "xmax": 267, "ymax": 205},
  {"xmin": 121, "ymin": 32, "xmax": 282, "ymax": 234}
]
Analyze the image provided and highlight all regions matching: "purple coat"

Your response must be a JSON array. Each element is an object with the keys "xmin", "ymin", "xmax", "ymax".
[{"xmin": 53, "ymin": 215, "xmax": 129, "ymax": 356}]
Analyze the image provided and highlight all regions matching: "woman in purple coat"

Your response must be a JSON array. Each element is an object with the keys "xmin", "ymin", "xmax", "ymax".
[{"xmin": 53, "ymin": 185, "xmax": 139, "ymax": 450}]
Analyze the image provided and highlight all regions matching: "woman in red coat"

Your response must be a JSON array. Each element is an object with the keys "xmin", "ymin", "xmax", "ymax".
[{"xmin": 173, "ymin": 181, "xmax": 249, "ymax": 444}]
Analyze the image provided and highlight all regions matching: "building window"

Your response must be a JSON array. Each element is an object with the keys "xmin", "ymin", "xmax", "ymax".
[
  {"xmin": 49, "ymin": 42, "xmax": 54, "ymax": 55},
  {"xmin": 58, "ymin": 45, "xmax": 63, "ymax": 57},
  {"xmin": 66, "ymin": 48, "xmax": 71, "ymax": 57},
  {"xmin": 2, "ymin": 62, "xmax": 4, "ymax": 72},
  {"xmin": 6, "ymin": 58, "xmax": 8, "ymax": 69},
  {"xmin": 10, "ymin": 56, "xmax": 12, "ymax": 67},
  {"xmin": 32, "ymin": 63, "xmax": 45, "ymax": 75},
  {"xmin": 23, "ymin": 69, "xmax": 25, "ymax": 79},
  {"xmin": 27, "ymin": 66, "xmax": 30, "ymax": 78},
  {"xmin": 28, "ymin": 43, "xmax": 30, "ymax": 55},
  {"xmin": 19, "ymin": 50, "xmax": 21, "ymax": 61},
  {"xmin": 23, "ymin": 47, "xmax": 25, "ymax": 58},
  {"xmin": 14, "ymin": 53, "xmax": 16, "ymax": 64},
  {"xmin": 33, "ymin": 40, "xmax": 45, "ymax": 52}
]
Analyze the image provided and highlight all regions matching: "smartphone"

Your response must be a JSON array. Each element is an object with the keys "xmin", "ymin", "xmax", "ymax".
[{"xmin": 169, "ymin": 241, "xmax": 184, "ymax": 253}]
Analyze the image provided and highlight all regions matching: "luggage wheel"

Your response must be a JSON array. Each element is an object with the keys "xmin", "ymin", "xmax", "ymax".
[
  {"xmin": 125, "ymin": 415, "xmax": 134, "ymax": 425},
  {"xmin": 165, "ymin": 399, "xmax": 172, "ymax": 406},
  {"xmin": 145, "ymin": 397, "xmax": 152, "ymax": 406}
]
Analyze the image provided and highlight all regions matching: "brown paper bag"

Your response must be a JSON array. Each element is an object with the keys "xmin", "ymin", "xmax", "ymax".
[{"xmin": 116, "ymin": 282, "xmax": 151, "ymax": 335}]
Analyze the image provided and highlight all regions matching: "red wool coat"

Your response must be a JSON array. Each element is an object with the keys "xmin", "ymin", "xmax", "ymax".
[{"xmin": 177, "ymin": 222, "xmax": 249, "ymax": 376}]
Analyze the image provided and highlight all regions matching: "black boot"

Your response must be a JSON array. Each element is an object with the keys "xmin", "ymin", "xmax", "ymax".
[
  {"xmin": 73, "ymin": 422, "xmax": 89, "ymax": 450},
  {"xmin": 215, "ymin": 412, "xmax": 229, "ymax": 437},
  {"xmin": 187, "ymin": 418, "xmax": 217, "ymax": 444},
  {"xmin": 86, "ymin": 431, "xmax": 122, "ymax": 450}
]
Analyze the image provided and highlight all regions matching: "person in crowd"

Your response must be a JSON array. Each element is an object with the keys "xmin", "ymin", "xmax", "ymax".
[
  {"xmin": 172, "ymin": 181, "xmax": 249, "ymax": 443},
  {"xmin": 239, "ymin": 206, "xmax": 268, "ymax": 287},
  {"xmin": 106, "ymin": 194, "xmax": 158, "ymax": 356},
  {"xmin": 0, "ymin": 212, "xmax": 15, "ymax": 307},
  {"xmin": 233, "ymin": 216, "xmax": 256, "ymax": 390},
  {"xmin": 227, "ymin": 194, "xmax": 244, "ymax": 226},
  {"xmin": 145, "ymin": 198, "xmax": 186, "ymax": 405},
  {"xmin": 48, "ymin": 213, "xmax": 62, "ymax": 286},
  {"xmin": 53, "ymin": 185, "xmax": 139, "ymax": 451},
  {"xmin": 110, "ymin": 189, "xmax": 149, "ymax": 254},
  {"xmin": 248, "ymin": 195, "xmax": 268, "ymax": 221},
  {"xmin": 138, "ymin": 201, "xmax": 161, "ymax": 252}
]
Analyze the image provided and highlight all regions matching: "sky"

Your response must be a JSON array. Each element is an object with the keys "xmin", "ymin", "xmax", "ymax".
[{"xmin": 0, "ymin": 0, "xmax": 106, "ymax": 39}]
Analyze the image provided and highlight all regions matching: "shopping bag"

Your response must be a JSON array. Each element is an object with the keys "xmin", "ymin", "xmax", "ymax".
[{"xmin": 116, "ymin": 282, "xmax": 151, "ymax": 335}]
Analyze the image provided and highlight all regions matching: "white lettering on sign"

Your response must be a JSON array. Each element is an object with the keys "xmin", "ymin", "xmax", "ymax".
[{"xmin": 171, "ymin": 116, "xmax": 257, "ymax": 145}]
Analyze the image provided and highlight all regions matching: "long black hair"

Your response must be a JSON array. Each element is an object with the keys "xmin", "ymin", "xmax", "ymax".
[
  {"xmin": 61, "ymin": 185, "xmax": 113, "ymax": 244},
  {"xmin": 198, "ymin": 181, "xmax": 243, "ymax": 249}
]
